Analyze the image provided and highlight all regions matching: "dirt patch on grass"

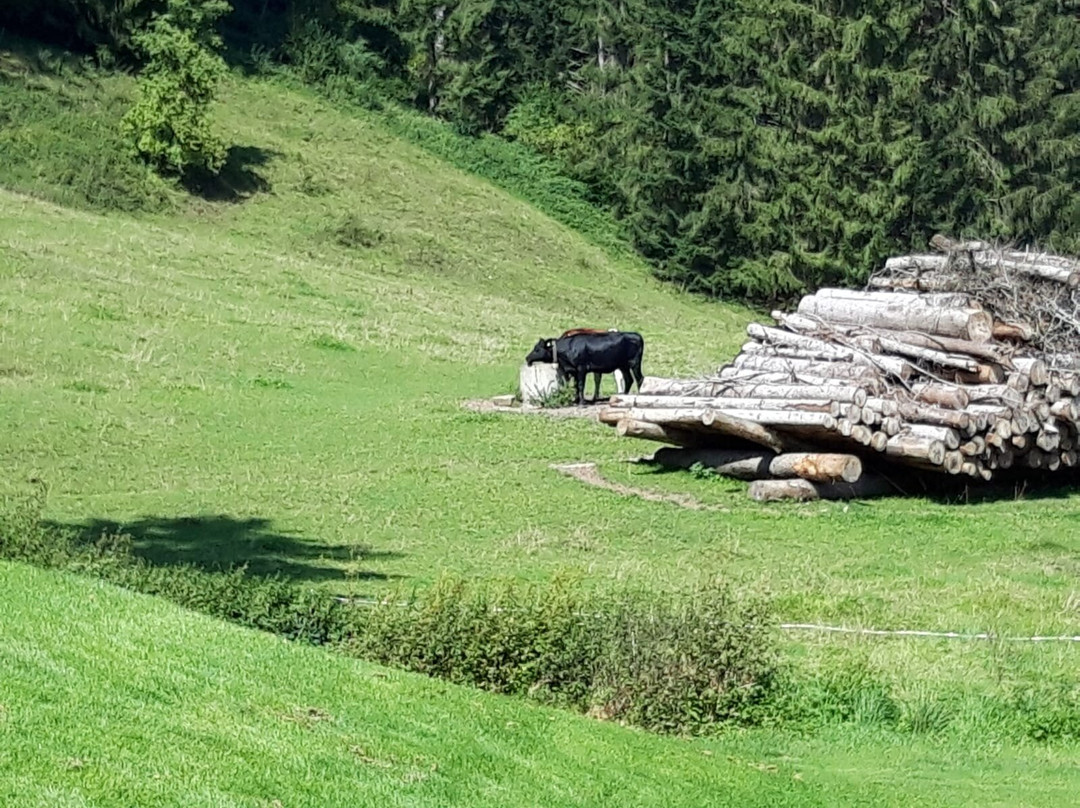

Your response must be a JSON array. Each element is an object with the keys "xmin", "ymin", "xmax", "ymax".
[
  {"xmin": 551, "ymin": 462, "xmax": 726, "ymax": 512},
  {"xmin": 463, "ymin": 398, "xmax": 609, "ymax": 420}
]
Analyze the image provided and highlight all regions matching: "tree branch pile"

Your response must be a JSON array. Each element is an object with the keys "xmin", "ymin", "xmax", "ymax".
[{"xmin": 599, "ymin": 235, "xmax": 1080, "ymax": 500}]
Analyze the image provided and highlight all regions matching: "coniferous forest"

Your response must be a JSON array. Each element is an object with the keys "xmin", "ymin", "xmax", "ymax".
[{"xmin": 5, "ymin": 0, "xmax": 1079, "ymax": 301}]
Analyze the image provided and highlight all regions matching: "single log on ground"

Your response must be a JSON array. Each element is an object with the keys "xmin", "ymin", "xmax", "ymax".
[
  {"xmin": 797, "ymin": 292, "xmax": 994, "ymax": 342},
  {"xmin": 747, "ymin": 475, "xmax": 898, "ymax": 502},
  {"xmin": 652, "ymin": 447, "xmax": 863, "ymax": 483}
]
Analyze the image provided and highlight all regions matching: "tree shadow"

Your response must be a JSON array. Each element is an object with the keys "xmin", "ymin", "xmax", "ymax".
[
  {"xmin": 181, "ymin": 145, "xmax": 278, "ymax": 203},
  {"xmin": 48, "ymin": 514, "xmax": 403, "ymax": 584}
]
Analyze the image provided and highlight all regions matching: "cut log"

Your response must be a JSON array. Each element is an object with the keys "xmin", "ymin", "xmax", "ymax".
[
  {"xmin": 959, "ymin": 437, "xmax": 985, "ymax": 456},
  {"xmin": 881, "ymin": 416, "xmax": 903, "ymax": 436},
  {"xmin": 813, "ymin": 288, "xmax": 973, "ymax": 308},
  {"xmin": 867, "ymin": 274, "xmax": 956, "ymax": 293},
  {"xmin": 1012, "ymin": 357, "xmax": 1049, "ymax": 386},
  {"xmin": 910, "ymin": 383, "xmax": 970, "ymax": 409},
  {"xmin": 746, "ymin": 324, "xmax": 912, "ymax": 376},
  {"xmin": 797, "ymin": 293, "xmax": 994, "ymax": 342},
  {"xmin": 895, "ymin": 402, "xmax": 972, "ymax": 433},
  {"xmin": 906, "ymin": 423, "xmax": 961, "ymax": 451},
  {"xmin": 614, "ymin": 419, "xmax": 709, "ymax": 447},
  {"xmin": 728, "ymin": 355, "xmax": 885, "ymax": 381},
  {"xmin": 965, "ymin": 385, "xmax": 1025, "ymax": 408},
  {"xmin": 609, "ymin": 394, "xmax": 842, "ymax": 415},
  {"xmin": 953, "ymin": 364, "xmax": 1007, "ymax": 385},
  {"xmin": 704, "ymin": 409, "xmax": 838, "ymax": 429},
  {"xmin": 992, "ymin": 321, "xmax": 1035, "ymax": 341},
  {"xmin": 864, "ymin": 397, "xmax": 901, "ymax": 417},
  {"xmin": 652, "ymin": 448, "xmax": 863, "ymax": 483},
  {"xmin": 857, "ymin": 328, "xmax": 1008, "ymax": 365},
  {"xmin": 942, "ymin": 451, "xmax": 964, "ymax": 474},
  {"xmin": 851, "ymin": 334, "xmax": 979, "ymax": 373},
  {"xmin": 747, "ymin": 476, "xmax": 897, "ymax": 502},
  {"xmin": 706, "ymin": 383, "xmax": 869, "ymax": 406},
  {"xmin": 885, "ymin": 435, "xmax": 947, "ymax": 466},
  {"xmin": 606, "ymin": 407, "xmax": 791, "ymax": 453},
  {"xmin": 638, "ymin": 377, "xmax": 722, "ymax": 397}
]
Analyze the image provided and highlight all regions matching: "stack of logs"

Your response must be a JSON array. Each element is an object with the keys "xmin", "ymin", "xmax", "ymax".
[{"xmin": 599, "ymin": 236, "xmax": 1080, "ymax": 501}]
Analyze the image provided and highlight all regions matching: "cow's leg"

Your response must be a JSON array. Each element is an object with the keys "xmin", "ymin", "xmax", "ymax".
[
  {"xmin": 631, "ymin": 360, "xmax": 644, "ymax": 392},
  {"xmin": 574, "ymin": 370, "xmax": 587, "ymax": 405},
  {"xmin": 592, "ymin": 372, "xmax": 602, "ymax": 402},
  {"xmin": 618, "ymin": 366, "xmax": 633, "ymax": 394}
]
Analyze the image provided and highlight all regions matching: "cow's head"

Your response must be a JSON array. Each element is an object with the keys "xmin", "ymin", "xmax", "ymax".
[{"xmin": 525, "ymin": 338, "xmax": 554, "ymax": 366}]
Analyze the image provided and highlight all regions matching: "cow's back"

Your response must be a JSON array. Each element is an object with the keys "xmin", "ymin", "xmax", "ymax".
[{"xmin": 555, "ymin": 331, "xmax": 643, "ymax": 370}]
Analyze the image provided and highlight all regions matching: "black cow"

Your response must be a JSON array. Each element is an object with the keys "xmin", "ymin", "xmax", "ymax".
[{"xmin": 526, "ymin": 331, "xmax": 645, "ymax": 405}]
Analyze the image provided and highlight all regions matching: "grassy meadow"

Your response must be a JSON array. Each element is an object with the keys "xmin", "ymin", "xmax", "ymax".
[{"xmin": 3, "ymin": 42, "xmax": 1080, "ymax": 802}]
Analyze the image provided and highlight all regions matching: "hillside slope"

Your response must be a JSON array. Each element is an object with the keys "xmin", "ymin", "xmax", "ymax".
[{"xmin": 4, "ymin": 559, "xmax": 1080, "ymax": 807}]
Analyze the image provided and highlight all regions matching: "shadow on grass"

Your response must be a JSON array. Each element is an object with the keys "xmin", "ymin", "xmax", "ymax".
[
  {"xmin": 181, "ymin": 145, "xmax": 278, "ymax": 203},
  {"xmin": 48, "ymin": 514, "xmax": 402, "ymax": 583}
]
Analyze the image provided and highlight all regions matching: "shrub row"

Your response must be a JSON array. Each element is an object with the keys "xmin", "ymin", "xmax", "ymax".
[{"xmin": 0, "ymin": 494, "xmax": 776, "ymax": 735}]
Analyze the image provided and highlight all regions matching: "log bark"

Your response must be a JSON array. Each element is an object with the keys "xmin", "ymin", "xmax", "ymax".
[
  {"xmin": 747, "ymin": 475, "xmax": 897, "ymax": 502},
  {"xmin": 638, "ymin": 377, "xmax": 721, "ymax": 397},
  {"xmin": 867, "ymin": 274, "xmax": 956, "ymax": 293},
  {"xmin": 813, "ymin": 288, "xmax": 973, "ymax": 308},
  {"xmin": 797, "ymin": 293, "xmax": 994, "ymax": 342},
  {"xmin": 651, "ymin": 448, "xmax": 863, "ymax": 483}
]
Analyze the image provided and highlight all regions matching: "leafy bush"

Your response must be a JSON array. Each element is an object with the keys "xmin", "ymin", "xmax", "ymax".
[
  {"xmin": 121, "ymin": 0, "xmax": 229, "ymax": 175},
  {"xmin": 350, "ymin": 575, "xmax": 777, "ymax": 732}
]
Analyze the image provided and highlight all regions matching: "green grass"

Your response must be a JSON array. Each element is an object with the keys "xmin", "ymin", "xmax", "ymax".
[
  {"xmin": 4, "ymin": 559, "xmax": 1080, "ymax": 807},
  {"xmin": 3, "ymin": 40, "xmax": 1080, "ymax": 792}
]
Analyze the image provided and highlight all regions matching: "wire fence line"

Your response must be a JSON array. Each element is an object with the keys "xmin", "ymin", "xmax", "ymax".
[{"xmin": 332, "ymin": 597, "xmax": 1080, "ymax": 644}]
